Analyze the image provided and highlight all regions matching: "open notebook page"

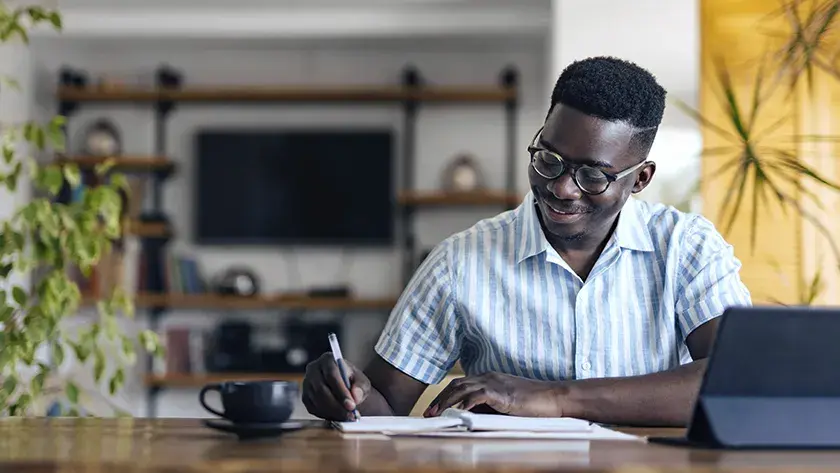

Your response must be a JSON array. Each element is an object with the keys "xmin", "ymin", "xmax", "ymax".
[
  {"xmin": 333, "ymin": 415, "xmax": 464, "ymax": 433},
  {"xmin": 335, "ymin": 409, "xmax": 594, "ymax": 434},
  {"xmin": 441, "ymin": 408, "xmax": 594, "ymax": 432}
]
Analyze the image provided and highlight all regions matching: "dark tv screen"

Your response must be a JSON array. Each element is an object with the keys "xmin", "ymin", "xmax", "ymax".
[{"xmin": 194, "ymin": 129, "xmax": 395, "ymax": 246}]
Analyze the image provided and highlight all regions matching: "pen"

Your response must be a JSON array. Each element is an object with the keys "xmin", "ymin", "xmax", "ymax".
[{"xmin": 328, "ymin": 332, "xmax": 361, "ymax": 421}]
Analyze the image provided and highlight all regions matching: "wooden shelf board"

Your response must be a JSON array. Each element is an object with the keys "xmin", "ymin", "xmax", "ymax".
[
  {"xmin": 58, "ymin": 87, "xmax": 160, "ymax": 102},
  {"xmin": 399, "ymin": 190, "xmax": 521, "ymax": 207},
  {"xmin": 145, "ymin": 373, "xmax": 304, "ymax": 388},
  {"xmin": 57, "ymin": 85, "xmax": 515, "ymax": 104},
  {"xmin": 125, "ymin": 220, "xmax": 170, "ymax": 237},
  {"xmin": 132, "ymin": 293, "xmax": 397, "ymax": 310},
  {"xmin": 169, "ymin": 86, "xmax": 408, "ymax": 102},
  {"xmin": 414, "ymin": 87, "xmax": 516, "ymax": 103},
  {"xmin": 58, "ymin": 156, "xmax": 175, "ymax": 171}
]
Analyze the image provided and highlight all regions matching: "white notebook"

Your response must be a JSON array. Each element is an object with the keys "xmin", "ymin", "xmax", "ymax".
[
  {"xmin": 334, "ymin": 408, "xmax": 594, "ymax": 434},
  {"xmin": 334, "ymin": 414, "xmax": 464, "ymax": 434}
]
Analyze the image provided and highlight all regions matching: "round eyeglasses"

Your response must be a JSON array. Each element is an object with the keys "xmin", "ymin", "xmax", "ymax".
[{"xmin": 527, "ymin": 126, "xmax": 650, "ymax": 195}]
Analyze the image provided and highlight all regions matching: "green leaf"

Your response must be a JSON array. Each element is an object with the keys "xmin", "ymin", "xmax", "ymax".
[
  {"xmin": 0, "ymin": 263, "xmax": 12, "ymax": 278},
  {"xmin": 47, "ymin": 116, "xmax": 65, "ymax": 151},
  {"xmin": 0, "ymin": 306, "xmax": 12, "ymax": 325},
  {"xmin": 52, "ymin": 340, "xmax": 65, "ymax": 366},
  {"xmin": 50, "ymin": 115, "xmax": 67, "ymax": 129},
  {"xmin": 110, "ymin": 173, "xmax": 130, "ymax": 193},
  {"xmin": 109, "ymin": 368, "xmax": 124, "ymax": 396},
  {"xmin": 30, "ymin": 371, "xmax": 46, "ymax": 398},
  {"xmin": 12, "ymin": 286, "xmax": 26, "ymax": 306},
  {"xmin": 62, "ymin": 164, "xmax": 80, "ymax": 189},
  {"xmin": 121, "ymin": 335, "xmax": 136, "ymax": 364},
  {"xmin": 66, "ymin": 381, "xmax": 79, "ymax": 404},
  {"xmin": 12, "ymin": 232, "xmax": 23, "ymax": 253},
  {"xmin": 2, "ymin": 375, "xmax": 17, "ymax": 396},
  {"xmin": 71, "ymin": 341, "xmax": 90, "ymax": 363},
  {"xmin": 34, "ymin": 127, "xmax": 45, "ymax": 150},
  {"xmin": 26, "ymin": 7, "xmax": 47, "ymax": 21},
  {"xmin": 94, "ymin": 159, "xmax": 116, "ymax": 177},
  {"xmin": 22, "ymin": 122, "xmax": 35, "ymax": 142},
  {"xmin": 5, "ymin": 161, "xmax": 22, "ymax": 193},
  {"xmin": 48, "ymin": 11, "xmax": 62, "ymax": 30},
  {"xmin": 93, "ymin": 350, "xmax": 105, "ymax": 383},
  {"xmin": 138, "ymin": 330, "xmax": 159, "ymax": 353},
  {"xmin": 114, "ymin": 290, "xmax": 134, "ymax": 318},
  {"xmin": 42, "ymin": 166, "xmax": 63, "ymax": 196},
  {"xmin": 13, "ymin": 394, "xmax": 31, "ymax": 415},
  {"xmin": 2, "ymin": 142, "xmax": 13, "ymax": 165}
]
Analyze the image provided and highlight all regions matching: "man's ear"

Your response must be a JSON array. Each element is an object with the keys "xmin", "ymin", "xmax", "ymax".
[{"xmin": 631, "ymin": 162, "xmax": 656, "ymax": 194}]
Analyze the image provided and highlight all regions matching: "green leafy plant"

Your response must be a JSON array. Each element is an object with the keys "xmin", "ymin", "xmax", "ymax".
[
  {"xmin": 0, "ymin": 3, "xmax": 163, "ymax": 416},
  {"xmin": 675, "ymin": 56, "xmax": 840, "ymax": 263},
  {"xmin": 760, "ymin": 0, "xmax": 840, "ymax": 96}
]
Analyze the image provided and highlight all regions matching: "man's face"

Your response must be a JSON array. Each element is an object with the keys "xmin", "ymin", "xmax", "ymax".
[{"xmin": 527, "ymin": 104, "xmax": 656, "ymax": 244}]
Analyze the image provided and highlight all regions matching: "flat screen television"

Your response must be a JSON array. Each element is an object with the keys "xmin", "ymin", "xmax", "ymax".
[{"xmin": 194, "ymin": 128, "xmax": 395, "ymax": 246}]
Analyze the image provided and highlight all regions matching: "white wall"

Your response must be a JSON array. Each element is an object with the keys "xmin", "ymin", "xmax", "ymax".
[
  {"xmin": 31, "ymin": 35, "xmax": 548, "ymax": 418},
  {"xmin": 0, "ymin": 42, "xmax": 33, "ymax": 292},
  {"xmin": 48, "ymin": 0, "xmax": 552, "ymax": 40}
]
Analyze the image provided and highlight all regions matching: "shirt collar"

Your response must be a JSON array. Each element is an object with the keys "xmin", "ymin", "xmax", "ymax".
[
  {"xmin": 515, "ymin": 191, "xmax": 551, "ymax": 263},
  {"xmin": 613, "ymin": 196, "xmax": 655, "ymax": 252},
  {"xmin": 515, "ymin": 192, "xmax": 654, "ymax": 263}
]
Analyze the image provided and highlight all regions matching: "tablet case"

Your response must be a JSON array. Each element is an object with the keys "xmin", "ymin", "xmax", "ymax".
[{"xmin": 650, "ymin": 306, "xmax": 840, "ymax": 449}]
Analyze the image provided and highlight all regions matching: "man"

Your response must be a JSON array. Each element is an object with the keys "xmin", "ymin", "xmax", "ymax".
[{"xmin": 302, "ymin": 56, "xmax": 752, "ymax": 427}]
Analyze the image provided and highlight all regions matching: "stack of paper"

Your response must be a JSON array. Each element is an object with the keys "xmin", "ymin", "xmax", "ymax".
[{"xmin": 333, "ymin": 408, "xmax": 639, "ymax": 441}]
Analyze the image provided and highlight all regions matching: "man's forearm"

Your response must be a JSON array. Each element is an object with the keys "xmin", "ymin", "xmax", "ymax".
[
  {"xmin": 561, "ymin": 359, "xmax": 707, "ymax": 427},
  {"xmin": 356, "ymin": 387, "xmax": 395, "ymax": 416}
]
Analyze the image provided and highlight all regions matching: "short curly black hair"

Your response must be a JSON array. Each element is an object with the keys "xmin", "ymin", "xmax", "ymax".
[{"xmin": 548, "ymin": 56, "xmax": 667, "ymax": 155}]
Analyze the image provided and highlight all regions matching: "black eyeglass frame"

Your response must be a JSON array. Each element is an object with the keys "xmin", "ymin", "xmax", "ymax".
[{"xmin": 526, "ymin": 126, "xmax": 651, "ymax": 196}]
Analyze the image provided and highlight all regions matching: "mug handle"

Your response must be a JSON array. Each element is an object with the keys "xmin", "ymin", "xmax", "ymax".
[{"xmin": 199, "ymin": 384, "xmax": 225, "ymax": 418}]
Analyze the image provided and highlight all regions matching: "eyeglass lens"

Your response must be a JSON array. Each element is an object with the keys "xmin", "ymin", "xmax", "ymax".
[{"xmin": 532, "ymin": 150, "xmax": 610, "ymax": 194}]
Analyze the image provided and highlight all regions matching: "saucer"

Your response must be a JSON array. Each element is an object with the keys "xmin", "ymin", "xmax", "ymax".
[{"xmin": 203, "ymin": 419, "xmax": 306, "ymax": 440}]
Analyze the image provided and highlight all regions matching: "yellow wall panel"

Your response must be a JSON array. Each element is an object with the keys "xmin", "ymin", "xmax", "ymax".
[{"xmin": 700, "ymin": 0, "xmax": 806, "ymax": 304}]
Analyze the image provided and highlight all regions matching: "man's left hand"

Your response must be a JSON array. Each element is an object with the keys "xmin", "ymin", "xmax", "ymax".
[{"xmin": 423, "ymin": 372, "xmax": 569, "ymax": 418}]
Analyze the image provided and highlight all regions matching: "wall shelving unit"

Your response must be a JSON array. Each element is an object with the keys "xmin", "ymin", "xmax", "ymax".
[{"xmin": 56, "ymin": 63, "xmax": 519, "ymax": 417}]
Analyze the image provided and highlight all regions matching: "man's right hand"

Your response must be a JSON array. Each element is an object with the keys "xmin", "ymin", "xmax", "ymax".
[{"xmin": 302, "ymin": 353, "xmax": 371, "ymax": 421}]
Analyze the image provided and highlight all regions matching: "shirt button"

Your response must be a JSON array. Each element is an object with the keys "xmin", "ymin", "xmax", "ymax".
[{"xmin": 581, "ymin": 361, "xmax": 592, "ymax": 371}]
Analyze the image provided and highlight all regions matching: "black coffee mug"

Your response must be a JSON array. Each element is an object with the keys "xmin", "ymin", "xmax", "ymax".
[{"xmin": 199, "ymin": 380, "xmax": 298, "ymax": 424}]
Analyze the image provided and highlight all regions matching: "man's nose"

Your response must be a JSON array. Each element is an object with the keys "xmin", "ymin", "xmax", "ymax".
[{"xmin": 548, "ymin": 170, "xmax": 582, "ymax": 200}]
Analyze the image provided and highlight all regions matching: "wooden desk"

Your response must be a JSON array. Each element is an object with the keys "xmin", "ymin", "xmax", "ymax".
[{"xmin": 2, "ymin": 418, "xmax": 840, "ymax": 472}]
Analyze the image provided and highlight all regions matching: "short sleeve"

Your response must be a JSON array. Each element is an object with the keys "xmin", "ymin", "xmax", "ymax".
[
  {"xmin": 374, "ymin": 241, "xmax": 461, "ymax": 385},
  {"xmin": 675, "ymin": 215, "xmax": 753, "ymax": 340}
]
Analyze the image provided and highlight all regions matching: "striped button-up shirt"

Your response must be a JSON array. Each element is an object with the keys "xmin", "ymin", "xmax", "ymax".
[{"xmin": 375, "ymin": 192, "xmax": 752, "ymax": 385}]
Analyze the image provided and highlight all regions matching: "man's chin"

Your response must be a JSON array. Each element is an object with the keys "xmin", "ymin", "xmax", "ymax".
[
  {"xmin": 549, "ymin": 229, "xmax": 586, "ymax": 242},
  {"xmin": 537, "ymin": 202, "xmax": 587, "ymax": 241},
  {"xmin": 543, "ymin": 220, "xmax": 587, "ymax": 242}
]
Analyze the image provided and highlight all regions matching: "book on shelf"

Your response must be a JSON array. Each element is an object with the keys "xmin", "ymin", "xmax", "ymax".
[
  {"xmin": 154, "ymin": 326, "xmax": 207, "ymax": 376},
  {"xmin": 164, "ymin": 253, "xmax": 206, "ymax": 294},
  {"xmin": 136, "ymin": 252, "xmax": 206, "ymax": 294}
]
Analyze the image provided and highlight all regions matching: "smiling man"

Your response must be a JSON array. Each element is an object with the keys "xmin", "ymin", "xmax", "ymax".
[{"xmin": 302, "ymin": 56, "xmax": 752, "ymax": 427}]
